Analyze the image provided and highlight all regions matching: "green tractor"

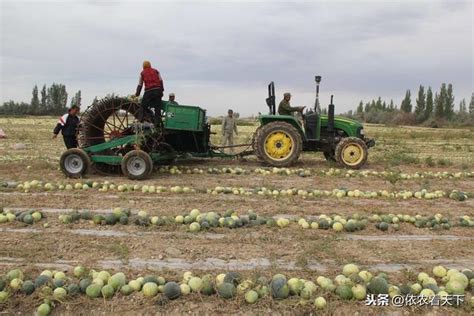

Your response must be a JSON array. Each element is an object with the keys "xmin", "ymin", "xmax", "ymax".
[
  {"xmin": 59, "ymin": 76, "xmax": 374, "ymax": 180},
  {"xmin": 253, "ymin": 77, "xmax": 375, "ymax": 168}
]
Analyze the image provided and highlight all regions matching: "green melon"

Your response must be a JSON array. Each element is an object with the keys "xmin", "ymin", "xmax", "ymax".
[
  {"xmin": 67, "ymin": 284, "xmax": 80, "ymax": 295},
  {"xmin": 368, "ymin": 277, "xmax": 388, "ymax": 294},
  {"xmin": 53, "ymin": 287, "xmax": 67, "ymax": 300},
  {"xmin": 352, "ymin": 284, "xmax": 367, "ymax": 300},
  {"xmin": 21, "ymin": 280, "xmax": 35, "ymax": 295},
  {"xmin": 336, "ymin": 285, "xmax": 353, "ymax": 300},
  {"xmin": 108, "ymin": 273, "xmax": 126, "ymax": 290},
  {"xmin": 73, "ymin": 266, "xmax": 86, "ymax": 278},
  {"xmin": 378, "ymin": 222, "xmax": 389, "ymax": 231},
  {"xmin": 143, "ymin": 275, "xmax": 159, "ymax": 284},
  {"xmin": 188, "ymin": 277, "xmax": 203, "ymax": 292},
  {"xmin": 446, "ymin": 280, "xmax": 465, "ymax": 295},
  {"xmin": 23, "ymin": 214, "xmax": 34, "ymax": 224},
  {"xmin": 35, "ymin": 275, "xmax": 52, "ymax": 288},
  {"xmin": 79, "ymin": 278, "xmax": 92, "ymax": 293},
  {"xmin": 224, "ymin": 272, "xmax": 241, "ymax": 285},
  {"xmin": 37, "ymin": 303, "xmax": 51, "ymax": 316},
  {"xmin": 0, "ymin": 291, "xmax": 8, "ymax": 303},
  {"xmin": 270, "ymin": 278, "xmax": 289, "ymax": 300},
  {"xmin": 163, "ymin": 282, "xmax": 181, "ymax": 299},
  {"xmin": 53, "ymin": 279, "xmax": 65, "ymax": 288},
  {"xmin": 318, "ymin": 219, "xmax": 330, "ymax": 229},
  {"xmin": 399, "ymin": 284, "xmax": 411, "ymax": 295},
  {"xmin": 344, "ymin": 222, "xmax": 357, "ymax": 232},
  {"xmin": 120, "ymin": 284, "xmax": 133, "ymax": 296},
  {"xmin": 92, "ymin": 214, "xmax": 104, "ymax": 225},
  {"xmin": 104, "ymin": 214, "xmax": 117, "ymax": 225},
  {"xmin": 101, "ymin": 284, "xmax": 115, "ymax": 299},
  {"xmin": 201, "ymin": 279, "xmax": 215, "ymax": 296},
  {"xmin": 143, "ymin": 282, "xmax": 159, "ymax": 297},
  {"xmin": 245, "ymin": 290, "xmax": 259, "ymax": 304},
  {"xmin": 217, "ymin": 282, "xmax": 236, "ymax": 299},
  {"xmin": 81, "ymin": 210, "xmax": 92, "ymax": 220},
  {"xmin": 7, "ymin": 269, "xmax": 24, "ymax": 281},
  {"xmin": 119, "ymin": 215, "xmax": 129, "ymax": 225},
  {"xmin": 86, "ymin": 284, "xmax": 102, "ymax": 298}
]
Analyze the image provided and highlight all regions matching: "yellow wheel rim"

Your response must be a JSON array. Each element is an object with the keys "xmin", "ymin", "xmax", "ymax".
[
  {"xmin": 264, "ymin": 131, "xmax": 294, "ymax": 161},
  {"xmin": 341, "ymin": 143, "xmax": 365, "ymax": 166}
]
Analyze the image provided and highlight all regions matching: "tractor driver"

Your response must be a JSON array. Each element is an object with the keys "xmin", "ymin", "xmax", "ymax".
[
  {"xmin": 168, "ymin": 93, "xmax": 179, "ymax": 105},
  {"xmin": 278, "ymin": 92, "xmax": 305, "ymax": 116},
  {"xmin": 135, "ymin": 60, "xmax": 164, "ymax": 124}
]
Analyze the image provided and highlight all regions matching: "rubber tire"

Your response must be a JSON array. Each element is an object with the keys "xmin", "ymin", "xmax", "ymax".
[
  {"xmin": 59, "ymin": 148, "xmax": 91, "ymax": 178},
  {"xmin": 255, "ymin": 121, "xmax": 302, "ymax": 167},
  {"xmin": 323, "ymin": 151, "xmax": 336, "ymax": 162},
  {"xmin": 121, "ymin": 150, "xmax": 153, "ymax": 180},
  {"xmin": 252, "ymin": 125, "xmax": 264, "ymax": 160},
  {"xmin": 334, "ymin": 137, "xmax": 368, "ymax": 169}
]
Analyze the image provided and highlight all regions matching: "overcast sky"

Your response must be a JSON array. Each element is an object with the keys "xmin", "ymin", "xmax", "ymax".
[{"xmin": 1, "ymin": 0, "xmax": 472, "ymax": 116}]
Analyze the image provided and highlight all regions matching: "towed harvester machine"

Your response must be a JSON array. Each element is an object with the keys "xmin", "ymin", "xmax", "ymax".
[{"xmin": 60, "ymin": 76, "xmax": 375, "ymax": 180}]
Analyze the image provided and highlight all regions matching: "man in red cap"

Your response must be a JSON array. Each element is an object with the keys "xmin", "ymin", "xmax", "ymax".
[{"xmin": 135, "ymin": 60, "xmax": 164, "ymax": 124}]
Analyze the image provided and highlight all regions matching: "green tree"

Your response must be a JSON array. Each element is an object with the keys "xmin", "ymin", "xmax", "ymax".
[
  {"xmin": 356, "ymin": 101, "xmax": 363, "ymax": 114},
  {"xmin": 435, "ymin": 84, "xmax": 446, "ymax": 118},
  {"xmin": 425, "ymin": 87, "xmax": 433, "ymax": 119},
  {"xmin": 458, "ymin": 98, "xmax": 467, "ymax": 114},
  {"xmin": 70, "ymin": 90, "xmax": 82, "ymax": 107},
  {"xmin": 415, "ymin": 85, "xmax": 425, "ymax": 117},
  {"xmin": 47, "ymin": 83, "xmax": 68, "ymax": 114},
  {"xmin": 30, "ymin": 85, "xmax": 40, "ymax": 115},
  {"xmin": 40, "ymin": 84, "xmax": 47, "ymax": 115},
  {"xmin": 400, "ymin": 90, "xmax": 412, "ymax": 113},
  {"xmin": 375, "ymin": 97, "xmax": 382, "ymax": 110},
  {"xmin": 388, "ymin": 99, "xmax": 395, "ymax": 111},
  {"xmin": 470, "ymin": 93, "xmax": 474, "ymax": 114},
  {"xmin": 444, "ymin": 83, "xmax": 455, "ymax": 120}
]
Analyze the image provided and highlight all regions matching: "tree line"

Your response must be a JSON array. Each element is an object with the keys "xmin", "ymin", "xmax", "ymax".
[
  {"xmin": 345, "ymin": 84, "xmax": 474, "ymax": 126},
  {"xmin": 0, "ymin": 84, "xmax": 82, "ymax": 115}
]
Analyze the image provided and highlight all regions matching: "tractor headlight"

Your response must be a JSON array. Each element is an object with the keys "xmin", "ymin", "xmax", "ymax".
[{"xmin": 359, "ymin": 128, "xmax": 365, "ymax": 136}]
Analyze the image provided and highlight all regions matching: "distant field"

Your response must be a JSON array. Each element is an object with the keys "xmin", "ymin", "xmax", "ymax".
[{"xmin": 0, "ymin": 116, "xmax": 473, "ymax": 314}]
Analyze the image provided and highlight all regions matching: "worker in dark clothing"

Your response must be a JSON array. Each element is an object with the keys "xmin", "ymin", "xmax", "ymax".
[
  {"xmin": 278, "ymin": 92, "xmax": 305, "ymax": 115},
  {"xmin": 135, "ymin": 60, "xmax": 164, "ymax": 124},
  {"xmin": 53, "ymin": 105, "xmax": 80, "ymax": 149}
]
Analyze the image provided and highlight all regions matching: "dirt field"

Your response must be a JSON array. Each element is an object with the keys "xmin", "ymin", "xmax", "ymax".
[{"xmin": 0, "ymin": 116, "xmax": 473, "ymax": 314}]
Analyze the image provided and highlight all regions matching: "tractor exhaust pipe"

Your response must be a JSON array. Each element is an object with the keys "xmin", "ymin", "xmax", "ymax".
[
  {"xmin": 328, "ymin": 95, "xmax": 335, "ymax": 133},
  {"xmin": 314, "ymin": 75, "xmax": 321, "ymax": 112}
]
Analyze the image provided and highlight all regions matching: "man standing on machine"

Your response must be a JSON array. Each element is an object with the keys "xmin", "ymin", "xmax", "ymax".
[{"xmin": 135, "ymin": 60, "xmax": 164, "ymax": 124}]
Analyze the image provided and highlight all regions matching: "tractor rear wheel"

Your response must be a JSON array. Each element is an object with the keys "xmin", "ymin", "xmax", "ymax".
[
  {"xmin": 255, "ymin": 121, "xmax": 302, "ymax": 167},
  {"xmin": 334, "ymin": 137, "xmax": 368, "ymax": 169},
  {"xmin": 121, "ymin": 150, "xmax": 154, "ymax": 180},
  {"xmin": 60, "ymin": 148, "xmax": 91, "ymax": 178}
]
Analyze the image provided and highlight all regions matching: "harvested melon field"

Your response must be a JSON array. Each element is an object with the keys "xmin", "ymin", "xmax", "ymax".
[{"xmin": 0, "ymin": 117, "xmax": 473, "ymax": 314}]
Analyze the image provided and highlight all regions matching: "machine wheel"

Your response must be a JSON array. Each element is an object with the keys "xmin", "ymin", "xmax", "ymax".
[
  {"xmin": 334, "ymin": 137, "xmax": 368, "ymax": 169},
  {"xmin": 255, "ymin": 121, "xmax": 302, "ymax": 167},
  {"xmin": 60, "ymin": 148, "xmax": 91, "ymax": 178},
  {"xmin": 323, "ymin": 151, "xmax": 336, "ymax": 162},
  {"xmin": 251, "ymin": 125, "xmax": 264, "ymax": 160},
  {"xmin": 121, "ymin": 150, "xmax": 153, "ymax": 180}
]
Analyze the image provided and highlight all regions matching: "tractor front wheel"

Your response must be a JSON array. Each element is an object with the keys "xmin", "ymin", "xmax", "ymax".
[
  {"xmin": 121, "ymin": 150, "xmax": 153, "ymax": 180},
  {"xmin": 255, "ymin": 121, "xmax": 302, "ymax": 167},
  {"xmin": 60, "ymin": 148, "xmax": 91, "ymax": 178},
  {"xmin": 334, "ymin": 137, "xmax": 368, "ymax": 169}
]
